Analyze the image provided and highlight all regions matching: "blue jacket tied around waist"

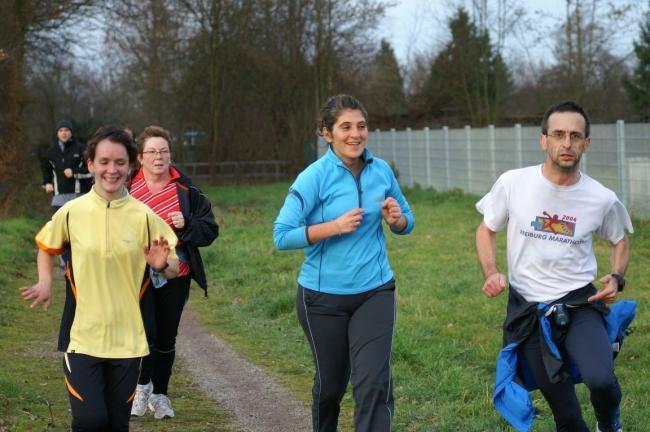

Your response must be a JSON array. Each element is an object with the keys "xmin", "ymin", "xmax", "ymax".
[{"xmin": 493, "ymin": 289, "xmax": 636, "ymax": 432}]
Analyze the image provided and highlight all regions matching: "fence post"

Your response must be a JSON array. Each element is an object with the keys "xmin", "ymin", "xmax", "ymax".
[
  {"xmin": 375, "ymin": 128, "xmax": 382, "ymax": 159},
  {"xmin": 424, "ymin": 126, "xmax": 431, "ymax": 187},
  {"xmin": 465, "ymin": 125, "xmax": 472, "ymax": 194},
  {"xmin": 515, "ymin": 123, "xmax": 522, "ymax": 168},
  {"xmin": 444, "ymin": 126, "xmax": 450, "ymax": 190},
  {"xmin": 616, "ymin": 120, "xmax": 628, "ymax": 207},
  {"xmin": 489, "ymin": 124, "xmax": 496, "ymax": 181},
  {"xmin": 407, "ymin": 127, "xmax": 413, "ymax": 186},
  {"xmin": 391, "ymin": 128, "xmax": 396, "ymax": 167}
]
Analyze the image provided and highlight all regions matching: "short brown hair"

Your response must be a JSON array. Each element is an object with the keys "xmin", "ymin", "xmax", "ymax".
[
  {"xmin": 85, "ymin": 125, "xmax": 137, "ymax": 164},
  {"xmin": 541, "ymin": 101, "xmax": 591, "ymax": 138},
  {"xmin": 136, "ymin": 125, "xmax": 173, "ymax": 154}
]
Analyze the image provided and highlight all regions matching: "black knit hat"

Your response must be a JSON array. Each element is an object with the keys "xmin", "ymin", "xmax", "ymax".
[{"xmin": 56, "ymin": 120, "xmax": 73, "ymax": 133}]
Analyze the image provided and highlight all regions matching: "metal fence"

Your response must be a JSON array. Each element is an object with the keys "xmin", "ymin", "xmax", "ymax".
[
  {"xmin": 175, "ymin": 160, "xmax": 290, "ymax": 182},
  {"xmin": 317, "ymin": 122, "xmax": 650, "ymax": 218}
]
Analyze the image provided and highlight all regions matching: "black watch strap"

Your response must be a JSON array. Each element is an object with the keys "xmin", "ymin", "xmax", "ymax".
[
  {"xmin": 611, "ymin": 273, "xmax": 625, "ymax": 292},
  {"xmin": 152, "ymin": 261, "xmax": 169, "ymax": 273}
]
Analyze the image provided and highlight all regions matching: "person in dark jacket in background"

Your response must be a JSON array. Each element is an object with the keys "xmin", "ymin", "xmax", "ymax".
[
  {"xmin": 41, "ymin": 120, "xmax": 92, "ymax": 268},
  {"xmin": 41, "ymin": 120, "xmax": 92, "ymax": 208},
  {"xmin": 127, "ymin": 125, "xmax": 218, "ymax": 420}
]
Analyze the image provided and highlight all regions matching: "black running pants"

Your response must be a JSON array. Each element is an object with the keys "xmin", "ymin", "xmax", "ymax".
[
  {"xmin": 139, "ymin": 275, "xmax": 191, "ymax": 395},
  {"xmin": 297, "ymin": 282, "xmax": 396, "ymax": 432},
  {"xmin": 63, "ymin": 353, "xmax": 141, "ymax": 431}
]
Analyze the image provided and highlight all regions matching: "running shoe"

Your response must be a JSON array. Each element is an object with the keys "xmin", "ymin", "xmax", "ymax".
[
  {"xmin": 148, "ymin": 393, "xmax": 175, "ymax": 419},
  {"xmin": 130, "ymin": 382, "xmax": 153, "ymax": 417}
]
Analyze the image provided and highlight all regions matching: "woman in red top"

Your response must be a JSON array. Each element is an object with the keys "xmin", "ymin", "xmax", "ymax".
[{"xmin": 128, "ymin": 125, "xmax": 218, "ymax": 419}]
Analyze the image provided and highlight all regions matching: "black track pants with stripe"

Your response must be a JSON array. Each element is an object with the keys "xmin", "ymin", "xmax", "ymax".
[
  {"xmin": 63, "ymin": 353, "xmax": 141, "ymax": 431},
  {"xmin": 297, "ymin": 282, "xmax": 396, "ymax": 432}
]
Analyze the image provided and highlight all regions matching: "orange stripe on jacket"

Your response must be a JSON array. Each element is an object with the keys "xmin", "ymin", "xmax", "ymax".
[
  {"xmin": 35, "ymin": 238, "xmax": 66, "ymax": 255},
  {"xmin": 65, "ymin": 265, "xmax": 78, "ymax": 300},
  {"xmin": 139, "ymin": 278, "xmax": 151, "ymax": 300}
]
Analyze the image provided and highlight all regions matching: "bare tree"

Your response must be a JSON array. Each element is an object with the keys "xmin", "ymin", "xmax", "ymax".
[
  {"xmin": 0, "ymin": 0, "xmax": 96, "ymax": 216},
  {"xmin": 554, "ymin": 0, "xmax": 635, "ymax": 103}
]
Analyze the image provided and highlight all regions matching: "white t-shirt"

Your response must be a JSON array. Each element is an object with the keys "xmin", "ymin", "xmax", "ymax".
[{"xmin": 476, "ymin": 165, "xmax": 633, "ymax": 303}]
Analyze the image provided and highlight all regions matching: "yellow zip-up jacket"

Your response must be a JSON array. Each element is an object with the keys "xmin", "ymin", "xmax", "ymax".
[{"xmin": 36, "ymin": 187, "xmax": 178, "ymax": 358}]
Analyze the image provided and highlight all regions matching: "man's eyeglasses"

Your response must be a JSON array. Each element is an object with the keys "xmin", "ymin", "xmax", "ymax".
[
  {"xmin": 545, "ymin": 130, "xmax": 586, "ymax": 144},
  {"xmin": 142, "ymin": 149, "xmax": 171, "ymax": 157}
]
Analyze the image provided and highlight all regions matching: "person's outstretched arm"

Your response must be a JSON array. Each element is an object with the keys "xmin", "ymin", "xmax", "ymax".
[{"xmin": 19, "ymin": 249, "xmax": 55, "ymax": 310}]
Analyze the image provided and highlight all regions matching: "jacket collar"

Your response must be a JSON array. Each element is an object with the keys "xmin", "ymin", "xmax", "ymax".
[
  {"xmin": 131, "ymin": 166, "xmax": 181, "ymax": 184},
  {"xmin": 89, "ymin": 186, "xmax": 130, "ymax": 208},
  {"xmin": 324, "ymin": 145, "xmax": 374, "ymax": 167}
]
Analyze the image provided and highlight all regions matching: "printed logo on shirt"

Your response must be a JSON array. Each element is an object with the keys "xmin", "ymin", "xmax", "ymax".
[{"xmin": 530, "ymin": 211, "xmax": 575, "ymax": 237}]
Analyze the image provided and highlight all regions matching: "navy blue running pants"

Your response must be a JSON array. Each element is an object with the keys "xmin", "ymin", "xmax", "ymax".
[{"xmin": 519, "ymin": 306, "xmax": 621, "ymax": 431}]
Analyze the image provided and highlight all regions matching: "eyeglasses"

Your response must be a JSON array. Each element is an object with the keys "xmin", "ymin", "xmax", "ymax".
[
  {"xmin": 545, "ymin": 130, "xmax": 586, "ymax": 144},
  {"xmin": 142, "ymin": 149, "xmax": 170, "ymax": 157}
]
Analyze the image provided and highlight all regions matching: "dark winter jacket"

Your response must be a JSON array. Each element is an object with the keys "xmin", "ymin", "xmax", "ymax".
[
  {"xmin": 127, "ymin": 167, "xmax": 218, "ymax": 296},
  {"xmin": 41, "ymin": 139, "xmax": 92, "ymax": 195}
]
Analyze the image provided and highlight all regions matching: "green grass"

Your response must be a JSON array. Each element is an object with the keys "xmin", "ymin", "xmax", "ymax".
[
  {"xmin": 190, "ymin": 182, "xmax": 650, "ymax": 431},
  {"xmin": 2, "ymin": 184, "xmax": 649, "ymax": 431},
  {"xmin": 0, "ymin": 217, "xmax": 233, "ymax": 432}
]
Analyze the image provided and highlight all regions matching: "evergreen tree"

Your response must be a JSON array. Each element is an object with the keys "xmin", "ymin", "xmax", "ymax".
[
  {"xmin": 419, "ymin": 7, "xmax": 510, "ymax": 126},
  {"xmin": 624, "ymin": 10, "xmax": 650, "ymax": 120},
  {"xmin": 366, "ymin": 39, "xmax": 407, "ymax": 128}
]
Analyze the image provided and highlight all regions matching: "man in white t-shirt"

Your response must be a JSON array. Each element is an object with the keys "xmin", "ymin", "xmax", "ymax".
[{"xmin": 475, "ymin": 101, "xmax": 632, "ymax": 432}]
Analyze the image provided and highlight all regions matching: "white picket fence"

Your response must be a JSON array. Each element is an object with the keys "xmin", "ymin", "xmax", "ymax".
[{"xmin": 317, "ymin": 121, "xmax": 650, "ymax": 218}]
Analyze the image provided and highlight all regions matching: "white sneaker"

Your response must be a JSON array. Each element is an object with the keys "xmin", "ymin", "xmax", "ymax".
[
  {"xmin": 130, "ymin": 382, "xmax": 153, "ymax": 417},
  {"xmin": 148, "ymin": 393, "xmax": 175, "ymax": 419}
]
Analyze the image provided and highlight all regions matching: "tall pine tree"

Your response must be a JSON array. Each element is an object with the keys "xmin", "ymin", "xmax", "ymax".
[
  {"xmin": 624, "ymin": 9, "xmax": 650, "ymax": 120},
  {"xmin": 419, "ymin": 8, "xmax": 510, "ymax": 126},
  {"xmin": 366, "ymin": 39, "xmax": 407, "ymax": 128}
]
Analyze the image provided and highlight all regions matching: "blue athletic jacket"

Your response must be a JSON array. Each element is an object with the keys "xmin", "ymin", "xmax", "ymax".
[
  {"xmin": 494, "ymin": 300, "xmax": 637, "ymax": 432},
  {"xmin": 274, "ymin": 146, "xmax": 414, "ymax": 295}
]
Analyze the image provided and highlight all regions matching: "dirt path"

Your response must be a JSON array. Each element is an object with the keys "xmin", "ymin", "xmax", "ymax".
[{"xmin": 175, "ymin": 309, "xmax": 311, "ymax": 432}]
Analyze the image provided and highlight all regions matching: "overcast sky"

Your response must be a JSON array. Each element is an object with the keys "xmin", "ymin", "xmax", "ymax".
[
  {"xmin": 70, "ymin": 0, "xmax": 647, "ymax": 77},
  {"xmin": 379, "ymin": 0, "xmax": 646, "ymax": 67}
]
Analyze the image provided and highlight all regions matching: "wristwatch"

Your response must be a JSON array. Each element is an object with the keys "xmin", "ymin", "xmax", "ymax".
[
  {"xmin": 152, "ymin": 261, "xmax": 169, "ymax": 273},
  {"xmin": 611, "ymin": 273, "xmax": 625, "ymax": 292}
]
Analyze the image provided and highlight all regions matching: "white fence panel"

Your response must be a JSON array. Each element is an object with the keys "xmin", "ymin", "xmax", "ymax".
[{"xmin": 316, "ymin": 122, "xmax": 650, "ymax": 218}]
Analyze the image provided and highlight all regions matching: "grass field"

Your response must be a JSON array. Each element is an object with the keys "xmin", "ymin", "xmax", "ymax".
[
  {"xmin": 191, "ymin": 182, "xmax": 650, "ymax": 431},
  {"xmin": 0, "ymin": 218, "xmax": 234, "ymax": 432},
  {"xmin": 1, "ymin": 183, "xmax": 649, "ymax": 431}
]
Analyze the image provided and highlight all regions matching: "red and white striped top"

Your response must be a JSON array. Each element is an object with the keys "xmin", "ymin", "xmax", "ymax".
[{"xmin": 130, "ymin": 167, "xmax": 191, "ymax": 277}]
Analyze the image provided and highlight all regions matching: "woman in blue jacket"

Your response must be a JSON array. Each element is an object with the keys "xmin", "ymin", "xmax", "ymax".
[{"xmin": 274, "ymin": 94, "xmax": 414, "ymax": 432}]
